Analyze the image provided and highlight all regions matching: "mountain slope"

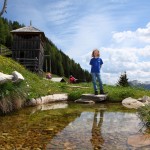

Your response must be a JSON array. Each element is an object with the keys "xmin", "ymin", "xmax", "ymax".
[{"xmin": 129, "ymin": 80, "xmax": 150, "ymax": 90}]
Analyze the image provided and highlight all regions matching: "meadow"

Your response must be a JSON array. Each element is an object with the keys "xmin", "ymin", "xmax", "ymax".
[{"xmin": 0, "ymin": 55, "xmax": 150, "ymax": 126}]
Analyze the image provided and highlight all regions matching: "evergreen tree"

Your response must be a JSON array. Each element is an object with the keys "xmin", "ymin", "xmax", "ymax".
[
  {"xmin": 85, "ymin": 70, "xmax": 92, "ymax": 82},
  {"xmin": 117, "ymin": 71, "xmax": 129, "ymax": 87},
  {"xmin": 0, "ymin": 18, "xmax": 5, "ymax": 44},
  {"xmin": 12, "ymin": 21, "xmax": 21, "ymax": 30}
]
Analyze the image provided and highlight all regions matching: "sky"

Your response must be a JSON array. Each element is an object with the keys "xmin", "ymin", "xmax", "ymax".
[{"xmin": 2, "ymin": 0, "xmax": 150, "ymax": 84}]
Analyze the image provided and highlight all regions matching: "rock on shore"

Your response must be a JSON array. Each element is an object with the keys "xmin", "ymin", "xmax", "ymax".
[
  {"xmin": 0, "ymin": 71, "xmax": 24, "ymax": 84},
  {"xmin": 26, "ymin": 93, "xmax": 68, "ymax": 106},
  {"xmin": 122, "ymin": 96, "xmax": 150, "ymax": 109}
]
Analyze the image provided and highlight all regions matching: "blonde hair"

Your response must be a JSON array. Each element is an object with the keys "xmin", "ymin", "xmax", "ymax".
[{"xmin": 92, "ymin": 49, "xmax": 100, "ymax": 57}]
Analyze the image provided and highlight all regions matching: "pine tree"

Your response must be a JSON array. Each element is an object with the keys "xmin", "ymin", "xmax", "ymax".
[
  {"xmin": 0, "ymin": 18, "xmax": 5, "ymax": 44},
  {"xmin": 117, "ymin": 71, "xmax": 129, "ymax": 87}
]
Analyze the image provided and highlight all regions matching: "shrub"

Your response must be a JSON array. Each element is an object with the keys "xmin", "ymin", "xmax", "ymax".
[
  {"xmin": 0, "ymin": 82, "xmax": 27, "ymax": 114},
  {"xmin": 138, "ymin": 104, "xmax": 150, "ymax": 127},
  {"xmin": 68, "ymin": 91, "xmax": 83, "ymax": 101}
]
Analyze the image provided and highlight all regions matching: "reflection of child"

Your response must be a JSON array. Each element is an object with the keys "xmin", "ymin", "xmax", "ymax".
[
  {"xmin": 90, "ymin": 49, "xmax": 104, "ymax": 95},
  {"xmin": 46, "ymin": 72, "xmax": 52, "ymax": 79},
  {"xmin": 91, "ymin": 109, "xmax": 104, "ymax": 149},
  {"xmin": 69, "ymin": 75, "xmax": 77, "ymax": 83}
]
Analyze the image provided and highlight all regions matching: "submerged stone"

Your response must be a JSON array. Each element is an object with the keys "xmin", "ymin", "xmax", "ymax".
[
  {"xmin": 127, "ymin": 134, "xmax": 150, "ymax": 148},
  {"xmin": 75, "ymin": 99, "xmax": 95, "ymax": 104}
]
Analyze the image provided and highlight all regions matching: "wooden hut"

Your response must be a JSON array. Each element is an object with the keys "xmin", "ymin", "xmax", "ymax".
[{"xmin": 11, "ymin": 25, "xmax": 45, "ymax": 74}]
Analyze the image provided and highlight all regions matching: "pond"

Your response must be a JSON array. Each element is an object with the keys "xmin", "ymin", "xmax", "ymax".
[{"xmin": 0, "ymin": 102, "xmax": 149, "ymax": 150}]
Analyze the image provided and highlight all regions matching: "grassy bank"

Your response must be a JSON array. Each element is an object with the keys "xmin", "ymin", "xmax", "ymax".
[
  {"xmin": 138, "ymin": 104, "xmax": 150, "ymax": 129},
  {"xmin": 0, "ymin": 56, "xmax": 150, "ymax": 114}
]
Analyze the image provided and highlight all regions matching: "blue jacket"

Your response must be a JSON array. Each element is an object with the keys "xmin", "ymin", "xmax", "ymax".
[{"xmin": 90, "ymin": 57, "xmax": 103, "ymax": 73}]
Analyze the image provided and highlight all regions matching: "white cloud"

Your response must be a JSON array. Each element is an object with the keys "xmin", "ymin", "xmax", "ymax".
[
  {"xmin": 138, "ymin": 46, "xmax": 150, "ymax": 57},
  {"xmin": 101, "ymin": 46, "xmax": 150, "ymax": 84},
  {"xmin": 113, "ymin": 31, "xmax": 136, "ymax": 43},
  {"xmin": 128, "ymin": 70, "xmax": 150, "ymax": 82},
  {"xmin": 45, "ymin": 1, "xmax": 73, "ymax": 25},
  {"xmin": 113, "ymin": 22, "xmax": 150, "ymax": 46}
]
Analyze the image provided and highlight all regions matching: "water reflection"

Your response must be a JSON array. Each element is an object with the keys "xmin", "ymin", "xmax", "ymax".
[
  {"xmin": 31, "ymin": 102, "xmax": 68, "ymax": 113},
  {"xmin": 0, "ymin": 103, "xmax": 149, "ymax": 150},
  {"xmin": 91, "ymin": 109, "xmax": 104, "ymax": 149},
  {"xmin": 46, "ymin": 105, "xmax": 148, "ymax": 150}
]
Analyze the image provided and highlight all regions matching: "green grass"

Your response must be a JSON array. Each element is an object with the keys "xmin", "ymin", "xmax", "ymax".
[
  {"xmin": 105, "ymin": 85, "xmax": 150, "ymax": 102},
  {"xmin": 0, "ymin": 44, "xmax": 12, "ymax": 56},
  {"xmin": 138, "ymin": 104, "xmax": 150, "ymax": 128},
  {"xmin": 0, "ymin": 56, "xmax": 65, "ymax": 99},
  {"xmin": 0, "ymin": 55, "xmax": 150, "ymax": 114}
]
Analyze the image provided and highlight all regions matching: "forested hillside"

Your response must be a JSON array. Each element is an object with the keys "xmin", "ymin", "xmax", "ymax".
[
  {"xmin": 0, "ymin": 17, "xmax": 24, "ymax": 48},
  {"xmin": 0, "ymin": 17, "xmax": 91, "ymax": 81},
  {"xmin": 44, "ymin": 38, "xmax": 91, "ymax": 81}
]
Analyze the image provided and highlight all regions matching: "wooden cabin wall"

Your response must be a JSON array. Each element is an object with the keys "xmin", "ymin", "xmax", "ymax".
[{"xmin": 11, "ymin": 33, "xmax": 45, "ymax": 73}]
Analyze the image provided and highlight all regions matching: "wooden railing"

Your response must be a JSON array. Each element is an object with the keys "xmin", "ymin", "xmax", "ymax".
[{"xmin": 16, "ymin": 58, "xmax": 39, "ymax": 72}]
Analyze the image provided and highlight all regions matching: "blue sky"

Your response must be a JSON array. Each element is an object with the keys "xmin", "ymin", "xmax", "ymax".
[{"xmin": 2, "ymin": 0, "xmax": 150, "ymax": 84}]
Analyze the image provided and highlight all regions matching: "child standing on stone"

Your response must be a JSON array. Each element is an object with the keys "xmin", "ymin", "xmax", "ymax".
[{"xmin": 90, "ymin": 49, "xmax": 104, "ymax": 95}]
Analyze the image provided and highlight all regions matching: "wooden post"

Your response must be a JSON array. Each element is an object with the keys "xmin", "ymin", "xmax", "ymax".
[
  {"xmin": 46, "ymin": 58, "xmax": 48, "ymax": 73},
  {"xmin": 50, "ymin": 57, "xmax": 51, "ymax": 73},
  {"xmin": 0, "ymin": 44, "xmax": 2, "ymax": 54},
  {"xmin": 45, "ymin": 55, "xmax": 51, "ymax": 72}
]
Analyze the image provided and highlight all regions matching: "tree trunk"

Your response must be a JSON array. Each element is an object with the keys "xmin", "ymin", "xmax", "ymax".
[{"xmin": 0, "ymin": 0, "xmax": 8, "ymax": 16}]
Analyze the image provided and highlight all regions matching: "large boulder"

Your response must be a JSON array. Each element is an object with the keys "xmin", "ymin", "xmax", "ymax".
[
  {"xmin": 27, "ymin": 94, "xmax": 68, "ymax": 106},
  {"xmin": 142, "ymin": 96, "xmax": 150, "ymax": 104},
  {"xmin": 0, "ymin": 71, "xmax": 24, "ymax": 84},
  {"xmin": 41, "ymin": 94, "xmax": 68, "ymax": 103},
  {"xmin": 122, "ymin": 97, "xmax": 145, "ymax": 109},
  {"xmin": 12, "ymin": 71, "xmax": 24, "ymax": 82},
  {"xmin": 0, "ymin": 72, "xmax": 13, "ymax": 84}
]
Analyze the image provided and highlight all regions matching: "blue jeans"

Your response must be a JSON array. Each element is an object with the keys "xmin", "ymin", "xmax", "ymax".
[{"xmin": 91, "ymin": 73, "xmax": 103, "ymax": 91}]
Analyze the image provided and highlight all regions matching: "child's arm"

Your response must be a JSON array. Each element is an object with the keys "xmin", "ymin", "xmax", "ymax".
[{"xmin": 89, "ymin": 58, "xmax": 93, "ymax": 65}]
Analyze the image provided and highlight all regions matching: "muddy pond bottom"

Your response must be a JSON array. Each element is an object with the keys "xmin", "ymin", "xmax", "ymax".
[{"xmin": 0, "ymin": 102, "xmax": 149, "ymax": 150}]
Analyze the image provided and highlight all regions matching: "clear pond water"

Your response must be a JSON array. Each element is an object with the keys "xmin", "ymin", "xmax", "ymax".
[{"xmin": 0, "ymin": 102, "xmax": 149, "ymax": 150}]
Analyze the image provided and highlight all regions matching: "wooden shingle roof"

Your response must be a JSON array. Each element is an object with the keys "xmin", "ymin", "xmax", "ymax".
[
  {"xmin": 11, "ymin": 26, "xmax": 45, "ymax": 38},
  {"xmin": 11, "ymin": 26, "xmax": 43, "ymax": 33}
]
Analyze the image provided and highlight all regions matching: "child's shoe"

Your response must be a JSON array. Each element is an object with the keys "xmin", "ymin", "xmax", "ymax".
[
  {"xmin": 95, "ymin": 91, "xmax": 98, "ymax": 95},
  {"xmin": 100, "ymin": 90, "xmax": 105, "ymax": 94}
]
